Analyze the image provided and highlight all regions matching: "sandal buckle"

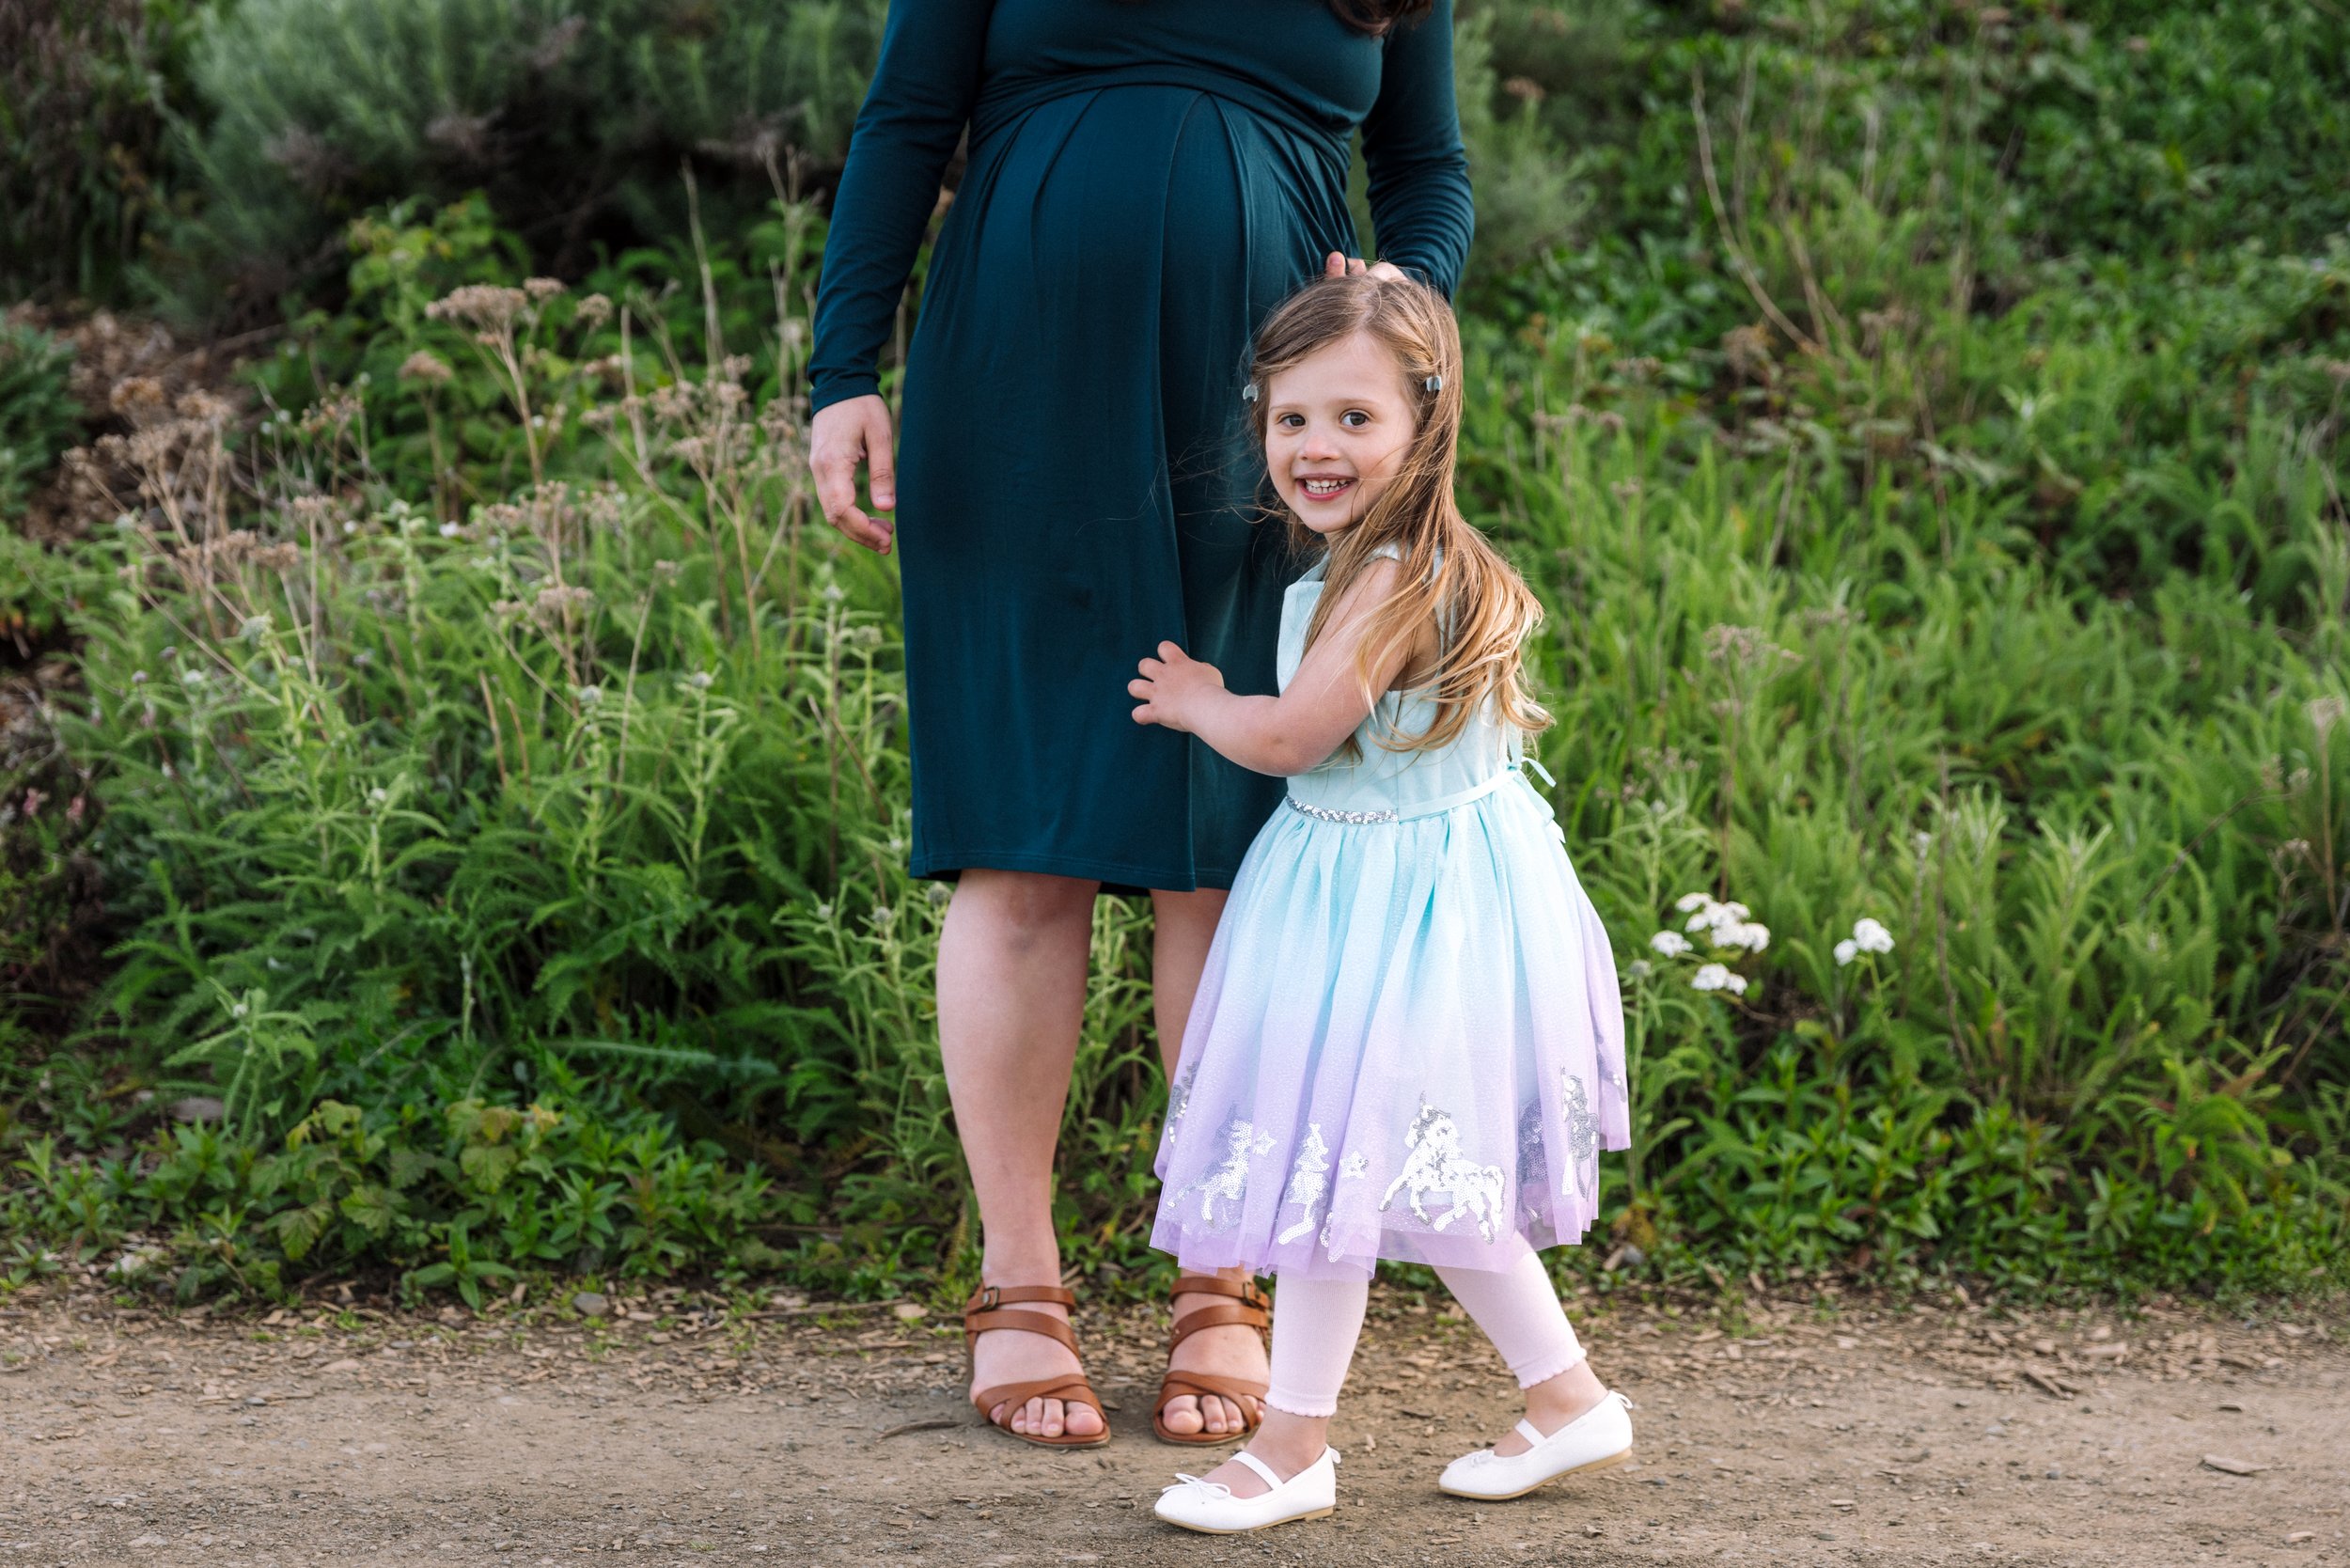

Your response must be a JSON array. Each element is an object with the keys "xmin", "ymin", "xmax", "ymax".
[{"xmin": 976, "ymin": 1285, "xmax": 1001, "ymax": 1310}]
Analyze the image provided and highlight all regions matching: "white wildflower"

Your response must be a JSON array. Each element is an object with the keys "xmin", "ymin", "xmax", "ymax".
[
  {"xmin": 1713, "ymin": 920, "xmax": 1770, "ymax": 952},
  {"xmin": 686, "ymin": 671, "xmax": 714, "ymax": 690},
  {"xmin": 575, "ymin": 684, "xmax": 603, "ymax": 708},
  {"xmin": 1650, "ymin": 930, "xmax": 1693, "ymax": 957},
  {"xmin": 1852, "ymin": 917, "xmax": 1894, "ymax": 954},
  {"xmin": 1684, "ymin": 898, "xmax": 1749, "ymax": 935},
  {"xmin": 1834, "ymin": 938, "xmax": 1859, "ymax": 966},
  {"xmin": 1673, "ymin": 891, "xmax": 1714, "ymax": 913},
  {"xmin": 1625, "ymin": 959, "xmax": 1653, "ymax": 980},
  {"xmin": 1690, "ymin": 963, "xmax": 1747, "ymax": 995},
  {"xmin": 439, "ymin": 522, "xmax": 462, "ymax": 539}
]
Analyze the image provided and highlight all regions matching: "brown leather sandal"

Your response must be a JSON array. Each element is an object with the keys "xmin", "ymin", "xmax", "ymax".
[
  {"xmin": 1152, "ymin": 1273, "xmax": 1272, "ymax": 1446},
  {"xmin": 961, "ymin": 1284, "xmax": 1112, "ymax": 1449}
]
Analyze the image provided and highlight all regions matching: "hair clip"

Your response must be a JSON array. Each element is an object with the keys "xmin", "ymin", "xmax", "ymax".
[
  {"xmin": 1424, "ymin": 374, "xmax": 1443, "ymax": 392},
  {"xmin": 1241, "ymin": 383, "xmax": 1260, "ymax": 402}
]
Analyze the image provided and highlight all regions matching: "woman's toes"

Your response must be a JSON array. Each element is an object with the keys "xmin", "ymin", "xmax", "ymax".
[
  {"xmin": 1160, "ymin": 1394, "xmax": 1203, "ymax": 1435},
  {"xmin": 1066, "ymin": 1401, "xmax": 1104, "ymax": 1437}
]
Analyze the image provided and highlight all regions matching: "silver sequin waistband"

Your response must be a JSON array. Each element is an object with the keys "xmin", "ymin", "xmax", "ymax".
[
  {"xmin": 1282, "ymin": 757, "xmax": 1558, "ymax": 827},
  {"xmin": 1284, "ymin": 797, "xmax": 1401, "ymax": 824}
]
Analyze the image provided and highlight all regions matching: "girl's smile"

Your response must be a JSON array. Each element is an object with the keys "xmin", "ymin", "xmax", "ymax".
[{"xmin": 1264, "ymin": 330, "xmax": 1419, "ymax": 533}]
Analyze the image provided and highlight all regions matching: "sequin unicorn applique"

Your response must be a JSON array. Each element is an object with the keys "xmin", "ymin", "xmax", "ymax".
[
  {"xmin": 1172, "ymin": 1115, "xmax": 1276, "ymax": 1230},
  {"xmin": 1317, "ymin": 1152, "xmax": 1373, "ymax": 1259},
  {"xmin": 1378, "ymin": 1100, "xmax": 1507, "ymax": 1243},
  {"xmin": 1276, "ymin": 1125, "xmax": 1330, "ymax": 1245},
  {"xmin": 1165, "ymin": 1065, "xmax": 1197, "ymax": 1135},
  {"xmin": 1560, "ymin": 1070, "xmax": 1600, "ymax": 1200},
  {"xmin": 1515, "ymin": 1097, "xmax": 1549, "ymax": 1225}
]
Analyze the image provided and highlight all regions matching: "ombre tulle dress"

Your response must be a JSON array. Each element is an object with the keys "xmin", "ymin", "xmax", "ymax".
[{"xmin": 1151, "ymin": 553, "xmax": 1631, "ymax": 1281}]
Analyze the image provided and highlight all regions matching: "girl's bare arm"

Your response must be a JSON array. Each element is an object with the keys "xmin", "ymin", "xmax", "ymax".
[{"xmin": 1130, "ymin": 560, "xmax": 1426, "ymax": 776}]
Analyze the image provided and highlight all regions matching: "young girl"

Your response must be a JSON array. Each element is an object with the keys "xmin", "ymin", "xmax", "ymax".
[{"xmin": 1129, "ymin": 274, "xmax": 1634, "ymax": 1533}]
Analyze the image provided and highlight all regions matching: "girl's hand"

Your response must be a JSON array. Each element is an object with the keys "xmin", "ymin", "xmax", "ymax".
[
  {"xmin": 1130, "ymin": 642, "xmax": 1228, "ymax": 733},
  {"xmin": 809, "ymin": 394, "xmax": 897, "ymax": 555},
  {"xmin": 1324, "ymin": 250, "xmax": 1409, "ymax": 284}
]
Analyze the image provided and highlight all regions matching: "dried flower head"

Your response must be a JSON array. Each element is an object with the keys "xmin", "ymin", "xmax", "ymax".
[{"xmin": 426, "ymin": 285, "xmax": 530, "ymax": 332}]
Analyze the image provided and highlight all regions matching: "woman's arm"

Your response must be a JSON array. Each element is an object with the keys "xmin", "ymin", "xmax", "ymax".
[
  {"xmin": 1130, "ymin": 560, "xmax": 1426, "ymax": 776},
  {"xmin": 806, "ymin": 0, "xmax": 993, "ymax": 415},
  {"xmin": 1359, "ymin": 0, "xmax": 1474, "ymax": 296}
]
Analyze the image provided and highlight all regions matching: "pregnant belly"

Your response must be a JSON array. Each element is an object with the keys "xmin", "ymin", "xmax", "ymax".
[{"xmin": 938, "ymin": 84, "xmax": 1355, "ymax": 324}]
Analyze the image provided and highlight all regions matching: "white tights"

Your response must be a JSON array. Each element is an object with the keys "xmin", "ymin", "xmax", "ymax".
[{"xmin": 1261, "ymin": 1251, "xmax": 1586, "ymax": 1419}]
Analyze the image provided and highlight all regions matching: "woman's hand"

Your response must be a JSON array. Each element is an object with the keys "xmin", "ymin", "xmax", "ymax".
[
  {"xmin": 809, "ymin": 394, "xmax": 898, "ymax": 555},
  {"xmin": 1324, "ymin": 250, "xmax": 1409, "ymax": 284},
  {"xmin": 1130, "ymin": 642, "xmax": 1228, "ymax": 734}
]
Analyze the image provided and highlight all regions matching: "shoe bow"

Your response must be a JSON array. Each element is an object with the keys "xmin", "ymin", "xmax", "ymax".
[{"xmin": 1162, "ymin": 1473, "xmax": 1233, "ymax": 1501}]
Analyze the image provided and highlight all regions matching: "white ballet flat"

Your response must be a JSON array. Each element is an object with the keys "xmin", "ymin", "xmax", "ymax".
[
  {"xmin": 1439, "ymin": 1390, "xmax": 1636, "ymax": 1500},
  {"xmin": 1153, "ymin": 1446, "xmax": 1340, "ymax": 1534}
]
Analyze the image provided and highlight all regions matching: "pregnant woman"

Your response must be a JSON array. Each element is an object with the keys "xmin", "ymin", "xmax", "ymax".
[{"xmin": 807, "ymin": 0, "xmax": 1472, "ymax": 1449}]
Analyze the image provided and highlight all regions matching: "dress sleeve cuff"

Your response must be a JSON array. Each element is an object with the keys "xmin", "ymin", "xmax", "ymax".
[{"xmin": 809, "ymin": 372, "xmax": 884, "ymax": 415}]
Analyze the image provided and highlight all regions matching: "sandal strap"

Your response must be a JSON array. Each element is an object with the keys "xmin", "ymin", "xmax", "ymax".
[
  {"xmin": 973, "ymin": 1371, "xmax": 1103, "ymax": 1417},
  {"xmin": 1171, "ymin": 1274, "xmax": 1269, "ymax": 1308},
  {"xmin": 1167, "ymin": 1298, "xmax": 1270, "ymax": 1353},
  {"xmin": 964, "ymin": 1306, "xmax": 1080, "ymax": 1356},
  {"xmin": 963, "ymin": 1283, "xmax": 1075, "ymax": 1311},
  {"xmin": 1155, "ymin": 1369, "xmax": 1268, "ymax": 1409}
]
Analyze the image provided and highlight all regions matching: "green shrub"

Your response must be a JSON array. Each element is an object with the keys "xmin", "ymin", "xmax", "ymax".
[
  {"xmin": 164, "ymin": 0, "xmax": 885, "ymax": 314},
  {"xmin": 0, "ymin": 321, "xmax": 81, "ymax": 525},
  {"xmin": 0, "ymin": 0, "xmax": 202, "ymax": 303}
]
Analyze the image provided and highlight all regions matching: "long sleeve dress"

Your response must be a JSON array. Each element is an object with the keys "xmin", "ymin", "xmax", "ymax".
[{"xmin": 808, "ymin": 0, "xmax": 1473, "ymax": 892}]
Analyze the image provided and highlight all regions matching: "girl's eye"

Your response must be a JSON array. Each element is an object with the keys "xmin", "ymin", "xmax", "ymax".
[
  {"xmin": 1277, "ymin": 414, "xmax": 1304, "ymax": 429},
  {"xmin": 1341, "ymin": 410, "xmax": 1371, "ymax": 428}
]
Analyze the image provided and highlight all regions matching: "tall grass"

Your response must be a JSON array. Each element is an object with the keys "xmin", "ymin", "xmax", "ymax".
[{"xmin": 4, "ymin": 0, "xmax": 2347, "ymax": 1304}]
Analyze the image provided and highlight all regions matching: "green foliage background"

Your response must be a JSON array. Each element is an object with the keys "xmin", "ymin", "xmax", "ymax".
[{"xmin": 1, "ymin": 0, "xmax": 2346, "ymax": 1309}]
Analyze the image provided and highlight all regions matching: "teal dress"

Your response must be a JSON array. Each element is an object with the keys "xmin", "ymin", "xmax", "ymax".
[{"xmin": 809, "ymin": 0, "xmax": 1472, "ymax": 891}]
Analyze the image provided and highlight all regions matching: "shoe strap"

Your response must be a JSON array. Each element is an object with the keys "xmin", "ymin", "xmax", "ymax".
[
  {"xmin": 964, "ymin": 1306, "xmax": 1079, "ymax": 1356},
  {"xmin": 1171, "ymin": 1274, "xmax": 1269, "ymax": 1308},
  {"xmin": 964, "ymin": 1283, "xmax": 1075, "ymax": 1310},
  {"xmin": 1167, "ymin": 1298, "xmax": 1270, "ymax": 1352},
  {"xmin": 1230, "ymin": 1450, "xmax": 1285, "ymax": 1490},
  {"xmin": 1512, "ymin": 1418, "xmax": 1546, "ymax": 1447}
]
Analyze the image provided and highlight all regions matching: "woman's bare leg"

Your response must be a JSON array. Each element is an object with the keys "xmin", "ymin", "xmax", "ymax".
[
  {"xmin": 939, "ymin": 868, "xmax": 1104, "ymax": 1439},
  {"xmin": 1149, "ymin": 886, "xmax": 1270, "ymax": 1438}
]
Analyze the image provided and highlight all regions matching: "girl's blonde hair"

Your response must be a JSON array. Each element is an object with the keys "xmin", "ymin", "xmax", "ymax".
[{"xmin": 1244, "ymin": 274, "xmax": 1551, "ymax": 750}]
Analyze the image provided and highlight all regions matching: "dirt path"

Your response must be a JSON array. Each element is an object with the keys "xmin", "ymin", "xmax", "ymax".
[{"xmin": 2, "ymin": 1282, "xmax": 2342, "ymax": 1567}]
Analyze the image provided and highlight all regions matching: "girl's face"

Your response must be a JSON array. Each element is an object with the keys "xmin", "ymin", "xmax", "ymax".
[{"xmin": 1262, "ymin": 330, "xmax": 1419, "ymax": 537}]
